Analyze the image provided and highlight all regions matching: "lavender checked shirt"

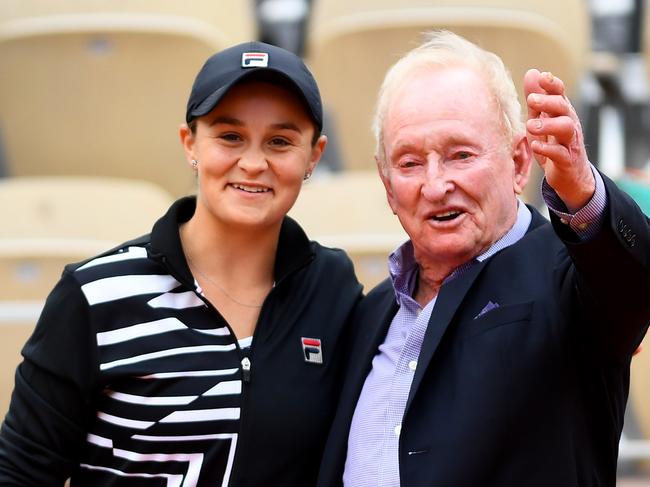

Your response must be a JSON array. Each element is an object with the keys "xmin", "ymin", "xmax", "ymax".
[{"xmin": 342, "ymin": 169, "xmax": 607, "ymax": 487}]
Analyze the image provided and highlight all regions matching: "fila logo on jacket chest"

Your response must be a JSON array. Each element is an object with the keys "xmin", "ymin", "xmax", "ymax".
[{"xmin": 301, "ymin": 337, "xmax": 323, "ymax": 364}]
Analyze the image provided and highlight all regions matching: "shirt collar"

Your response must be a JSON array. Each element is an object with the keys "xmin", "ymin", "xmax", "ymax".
[{"xmin": 389, "ymin": 200, "xmax": 532, "ymax": 302}]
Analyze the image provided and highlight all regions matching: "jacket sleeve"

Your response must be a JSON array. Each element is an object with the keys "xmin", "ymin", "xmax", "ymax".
[
  {"xmin": 551, "ymin": 171, "xmax": 650, "ymax": 362},
  {"xmin": 0, "ymin": 270, "xmax": 99, "ymax": 485}
]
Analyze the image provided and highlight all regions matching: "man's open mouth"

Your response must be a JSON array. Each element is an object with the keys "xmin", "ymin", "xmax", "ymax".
[{"xmin": 431, "ymin": 211, "xmax": 462, "ymax": 222}]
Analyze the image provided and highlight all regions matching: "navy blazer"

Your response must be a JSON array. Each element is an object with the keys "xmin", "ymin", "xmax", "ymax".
[{"xmin": 318, "ymin": 174, "xmax": 650, "ymax": 487}]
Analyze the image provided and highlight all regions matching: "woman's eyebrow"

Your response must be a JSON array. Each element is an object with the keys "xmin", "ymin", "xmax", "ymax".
[
  {"xmin": 207, "ymin": 117, "xmax": 302, "ymax": 134},
  {"xmin": 270, "ymin": 122, "xmax": 302, "ymax": 134},
  {"xmin": 209, "ymin": 115, "xmax": 244, "ymax": 127}
]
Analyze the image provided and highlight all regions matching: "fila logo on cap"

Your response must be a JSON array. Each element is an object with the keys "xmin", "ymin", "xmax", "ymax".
[
  {"xmin": 301, "ymin": 337, "xmax": 323, "ymax": 364},
  {"xmin": 242, "ymin": 52, "xmax": 269, "ymax": 68}
]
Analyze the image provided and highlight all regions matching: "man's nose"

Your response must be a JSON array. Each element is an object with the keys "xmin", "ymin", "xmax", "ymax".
[{"xmin": 421, "ymin": 161, "xmax": 454, "ymax": 201}]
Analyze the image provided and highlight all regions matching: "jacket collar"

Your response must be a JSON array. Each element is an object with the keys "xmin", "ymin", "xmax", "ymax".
[
  {"xmin": 527, "ymin": 203, "xmax": 550, "ymax": 232},
  {"xmin": 404, "ymin": 204, "xmax": 550, "ymax": 409},
  {"xmin": 147, "ymin": 196, "xmax": 314, "ymax": 287},
  {"xmin": 389, "ymin": 201, "xmax": 539, "ymax": 305}
]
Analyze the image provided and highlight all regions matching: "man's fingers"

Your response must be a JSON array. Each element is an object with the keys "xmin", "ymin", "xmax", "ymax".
[
  {"xmin": 529, "ymin": 139, "xmax": 571, "ymax": 167},
  {"xmin": 538, "ymin": 71, "xmax": 565, "ymax": 96},
  {"xmin": 525, "ymin": 69, "xmax": 586, "ymax": 168},
  {"xmin": 526, "ymin": 116, "xmax": 577, "ymax": 145},
  {"xmin": 523, "ymin": 68, "xmax": 544, "ymax": 97},
  {"xmin": 527, "ymin": 93, "xmax": 571, "ymax": 118},
  {"xmin": 524, "ymin": 68, "xmax": 545, "ymax": 120}
]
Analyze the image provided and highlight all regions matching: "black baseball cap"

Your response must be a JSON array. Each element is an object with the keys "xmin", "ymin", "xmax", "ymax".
[{"xmin": 185, "ymin": 41, "xmax": 323, "ymax": 132}]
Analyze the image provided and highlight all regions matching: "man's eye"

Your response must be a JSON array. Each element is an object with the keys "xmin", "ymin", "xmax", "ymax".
[
  {"xmin": 400, "ymin": 160, "xmax": 419, "ymax": 168},
  {"xmin": 397, "ymin": 157, "xmax": 420, "ymax": 169},
  {"xmin": 455, "ymin": 151, "xmax": 472, "ymax": 160}
]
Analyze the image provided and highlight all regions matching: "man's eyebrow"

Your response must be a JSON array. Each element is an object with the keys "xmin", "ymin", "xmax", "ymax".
[
  {"xmin": 209, "ymin": 115, "xmax": 244, "ymax": 127},
  {"xmin": 389, "ymin": 140, "xmax": 419, "ymax": 158},
  {"xmin": 445, "ymin": 134, "xmax": 474, "ymax": 145}
]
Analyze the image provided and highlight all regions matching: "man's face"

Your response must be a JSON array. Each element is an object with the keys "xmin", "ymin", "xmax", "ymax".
[{"xmin": 379, "ymin": 65, "xmax": 529, "ymax": 270}]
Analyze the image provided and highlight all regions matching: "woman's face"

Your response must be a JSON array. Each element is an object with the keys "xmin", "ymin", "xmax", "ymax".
[{"xmin": 181, "ymin": 81, "xmax": 325, "ymax": 231}]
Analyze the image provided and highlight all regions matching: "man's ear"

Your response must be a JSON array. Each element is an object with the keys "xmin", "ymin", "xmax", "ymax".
[
  {"xmin": 512, "ymin": 134, "xmax": 532, "ymax": 195},
  {"xmin": 376, "ymin": 155, "xmax": 397, "ymax": 215}
]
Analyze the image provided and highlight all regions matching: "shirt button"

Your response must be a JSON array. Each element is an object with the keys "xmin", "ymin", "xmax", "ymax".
[
  {"xmin": 394, "ymin": 424, "xmax": 402, "ymax": 436},
  {"xmin": 577, "ymin": 223, "xmax": 588, "ymax": 230},
  {"xmin": 408, "ymin": 360, "xmax": 417, "ymax": 371}
]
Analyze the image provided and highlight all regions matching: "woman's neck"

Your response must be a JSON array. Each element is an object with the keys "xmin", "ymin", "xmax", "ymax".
[{"xmin": 179, "ymin": 207, "xmax": 280, "ymax": 285}]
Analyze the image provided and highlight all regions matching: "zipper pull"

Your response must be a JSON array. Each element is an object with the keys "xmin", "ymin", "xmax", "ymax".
[{"xmin": 241, "ymin": 357, "xmax": 251, "ymax": 383}]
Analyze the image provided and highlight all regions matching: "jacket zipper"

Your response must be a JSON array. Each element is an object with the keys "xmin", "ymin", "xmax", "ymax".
[
  {"xmin": 227, "ymin": 283, "xmax": 276, "ymax": 486},
  {"xmin": 157, "ymin": 249, "xmax": 314, "ymax": 485},
  {"xmin": 240, "ymin": 356, "xmax": 251, "ymax": 383}
]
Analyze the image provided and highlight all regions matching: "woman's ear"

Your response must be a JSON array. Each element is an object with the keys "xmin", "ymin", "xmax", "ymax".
[
  {"xmin": 179, "ymin": 123, "xmax": 197, "ymax": 168},
  {"xmin": 307, "ymin": 134, "xmax": 328, "ymax": 175}
]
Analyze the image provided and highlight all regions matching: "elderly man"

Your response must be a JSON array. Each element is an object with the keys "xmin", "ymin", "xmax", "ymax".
[{"xmin": 317, "ymin": 31, "xmax": 650, "ymax": 487}]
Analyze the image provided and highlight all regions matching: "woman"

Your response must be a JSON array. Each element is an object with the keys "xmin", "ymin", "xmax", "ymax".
[{"xmin": 0, "ymin": 42, "xmax": 362, "ymax": 486}]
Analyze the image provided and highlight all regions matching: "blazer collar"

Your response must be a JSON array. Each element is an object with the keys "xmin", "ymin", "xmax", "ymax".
[{"xmin": 404, "ymin": 203, "xmax": 550, "ymax": 411}]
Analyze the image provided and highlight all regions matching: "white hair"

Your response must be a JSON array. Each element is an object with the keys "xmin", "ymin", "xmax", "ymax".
[{"xmin": 373, "ymin": 30, "xmax": 524, "ymax": 172}]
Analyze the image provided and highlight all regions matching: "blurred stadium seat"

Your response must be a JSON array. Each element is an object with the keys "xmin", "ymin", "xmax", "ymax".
[
  {"xmin": 0, "ymin": 239, "xmax": 110, "ymax": 420},
  {"xmin": 0, "ymin": 0, "xmax": 254, "ymax": 42},
  {"xmin": 289, "ymin": 171, "xmax": 407, "ymax": 289},
  {"xmin": 0, "ymin": 175, "xmax": 173, "ymax": 419},
  {"xmin": 0, "ymin": 1, "xmax": 255, "ymax": 197},
  {"xmin": 0, "ymin": 176, "xmax": 173, "ymax": 242},
  {"xmin": 306, "ymin": 0, "xmax": 590, "ymax": 183}
]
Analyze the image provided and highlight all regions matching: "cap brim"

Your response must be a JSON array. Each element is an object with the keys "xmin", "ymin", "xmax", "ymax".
[{"xmin": 188, "ymin": 68, "xmax": 320, "ymax": 130}]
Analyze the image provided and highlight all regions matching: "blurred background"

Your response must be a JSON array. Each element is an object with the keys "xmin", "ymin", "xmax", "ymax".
[{"xmin": 0, "ymin": 1, "xmax": 649, "ymax": 483}]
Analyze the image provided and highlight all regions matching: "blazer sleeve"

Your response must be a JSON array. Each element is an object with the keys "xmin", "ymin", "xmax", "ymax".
[
  {"xmin": 0, "ymin": 270, "xmax": 99, "ymax": 486},
  {"xmin": 550, "ymin": 171, "xmax": 650, "ymax": 362}
]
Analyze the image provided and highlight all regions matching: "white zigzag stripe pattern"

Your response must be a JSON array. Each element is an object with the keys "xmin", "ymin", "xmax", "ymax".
[
  {"xmin": 76, "ymin": 247, "xmax": 245, "ymax": 485},
  {"xmin": 82, "ymin": 274, "xmax": 181, "ymax": 305},
  {"xmin": 77, "ymin": 247, "xmax": 148, "ymax": 271},
  {"xmin": 99, "ymin": 344, "xmax": 236, "ymax": 371},
  {"xmin": 85, "ymin": 433, "xmax": 238, "ymax": 487}
]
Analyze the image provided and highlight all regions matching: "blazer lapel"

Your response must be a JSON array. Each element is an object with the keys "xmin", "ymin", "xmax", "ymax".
[
  {"xmin": 322, "ymin": 284, "xmax": 398, "ymax": 485},
  {"xmin": 347, "ymin": 284, "xmax": 398, "ymax": 405},
  {"xmin": 405, "ymin": 260, "xmax": 487, "ymax": 412}
]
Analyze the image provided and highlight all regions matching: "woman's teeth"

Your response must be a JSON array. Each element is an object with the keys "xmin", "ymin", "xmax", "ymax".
[{"xmin": 232, "ymin": 184, "xmax": 270, "ymax": 193}]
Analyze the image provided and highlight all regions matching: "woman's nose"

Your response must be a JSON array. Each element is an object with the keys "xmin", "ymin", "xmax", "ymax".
[{"xmin": 237, "ymin": 148, "xmax": 269, "ymax": 173}]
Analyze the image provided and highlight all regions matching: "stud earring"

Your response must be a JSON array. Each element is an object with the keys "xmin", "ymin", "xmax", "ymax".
[
  {"xmin": 303, "ymin": 172, "xmax": 312, "ymax": 181},
  {"xmin": 191, "ymin": 159, "xmax": 199, "ymax": 169}
]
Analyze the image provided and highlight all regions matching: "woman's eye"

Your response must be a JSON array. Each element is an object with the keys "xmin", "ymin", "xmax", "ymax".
[
  {"xmin": 220, "ymin": 133, "xmax": 241, "ymax": 142},
  {"xmin": 270, "ymin": 137, "xmax": 291, "ymax": 147}
]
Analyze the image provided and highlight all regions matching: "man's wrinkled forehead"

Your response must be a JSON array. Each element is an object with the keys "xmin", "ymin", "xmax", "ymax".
[{"xmin": 389, "ymin": 66, "xmax": 508, "ymax": 136}]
